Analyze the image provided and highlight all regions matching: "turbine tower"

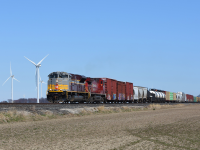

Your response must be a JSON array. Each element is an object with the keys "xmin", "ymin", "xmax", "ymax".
[
  {"xmin": 2, "ymin": 63, "xmax": 20, "ymax": 103},
  {"xmin": 24, "ymin": 54, "xmax": 49, "ymax": 103},
  {"xmin": 40, "ymin": 77, "xmax": 46, "ymax": 98}
]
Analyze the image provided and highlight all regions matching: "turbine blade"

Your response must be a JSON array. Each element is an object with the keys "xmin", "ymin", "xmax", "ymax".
[
  {"xmin": 10, "ymin": 62, "xmax": 12, "ymax": 76},
  {"xmin": 37, "ymin": 54, "xmax": 49, "ymax": 65},
  {"xmin": 24, "ymin": 56, "xmax": 37, "ymax": 66},
  {"xmin": 2, "ymin": 76, "xmax": 11, "ymax": 86},
  {"xmin": 13, "ymin": 78, "xmax": 20, "ymax": 82}
]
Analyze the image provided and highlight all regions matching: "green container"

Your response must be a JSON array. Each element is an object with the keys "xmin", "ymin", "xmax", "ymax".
[
  {"xmin": 170, "ymin": 92, "xmax": 173, "ymax": 100},
  {"xmin": 194, "ymin": 97, "xmax": 197, "ymax": 102}
]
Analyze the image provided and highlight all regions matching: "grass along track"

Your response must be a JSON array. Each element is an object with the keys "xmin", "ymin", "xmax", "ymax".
[{"xmin": 0, "ymin": 103, "xmax": 193, "ymax": 124}]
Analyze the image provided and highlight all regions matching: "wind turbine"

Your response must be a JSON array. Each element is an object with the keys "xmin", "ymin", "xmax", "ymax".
[
  {"xmin": 2, "ymin": 63, "xmax": 20, "ymax": 103},
  {"xmin": 40, "ymin": 77, "xmax": 46, "ymax": 98},
  {"xmin": 24, "ymin": 54, "xmax": 49, "ymax": 103}
]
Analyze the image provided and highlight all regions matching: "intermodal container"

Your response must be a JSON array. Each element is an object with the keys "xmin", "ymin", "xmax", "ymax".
[
  {"xmin": 125, "ymin": 82, "xmax": 133, "ymax": 100},
  {"xmin": 194, "ymin": 96, "xmax": 197, "ymax": 102},
  {"xmin": 173, "ymin": 93, "xmax": 176, "ymax": 101},
  {"xmin": 117, "ymin": 81, "xmax": 126, "ymax": 100},
  {"xmin": 170, "ymin": 92, "xmax": 173, "ymax": 100},
  {"xmin": 166, "ymin": 91, "xmax": 170, "ymax": 101}
]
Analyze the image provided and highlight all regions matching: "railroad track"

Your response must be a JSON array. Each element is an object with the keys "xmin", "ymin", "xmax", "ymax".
[
  {"xmin": 0, "ymin": 102, "xmax": 197, "ymax": 113},
  {"xmin": 0, "ymin": 102, "xmax": 196, "ymax": 108}
]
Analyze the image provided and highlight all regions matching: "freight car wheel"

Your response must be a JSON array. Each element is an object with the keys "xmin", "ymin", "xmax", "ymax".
[
  {"xmin": 88, "ymin": 97, "xmax": 94, "ymax": 103},
  {"xmin": 100, "ymin": 98, "xmax": 104, "ymax": 103}
]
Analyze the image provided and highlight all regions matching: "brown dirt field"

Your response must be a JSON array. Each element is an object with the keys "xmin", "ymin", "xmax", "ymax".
[{"xmin": 0, "ymin": 104, "xmax": 200, "ymax": 150}]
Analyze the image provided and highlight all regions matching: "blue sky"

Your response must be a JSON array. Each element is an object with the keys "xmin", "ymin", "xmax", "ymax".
[{"xmin": 0, "ymin": 0, "xmax": 200, "ymax": 101}]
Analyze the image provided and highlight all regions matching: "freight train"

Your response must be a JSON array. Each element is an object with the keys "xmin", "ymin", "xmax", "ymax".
[{"xmin": 47, "ymin": 71, "xmax": 200, "ymax": 103}]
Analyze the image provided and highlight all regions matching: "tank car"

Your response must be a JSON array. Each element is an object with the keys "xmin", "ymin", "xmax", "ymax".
[{"xmin": 149, "ymin": 89, "xmax": 166, "ymax": 103}]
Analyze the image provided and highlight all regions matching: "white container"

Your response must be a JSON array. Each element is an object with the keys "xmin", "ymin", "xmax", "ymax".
[{"xmin": 134, "ymin": 87, "xmax": 139, "ymax": 100}]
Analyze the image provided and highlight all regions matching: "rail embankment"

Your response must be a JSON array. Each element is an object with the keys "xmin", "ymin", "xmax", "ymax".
[{"xmin": 0, "ymin": 103, "xmax": 186, "ymax": 124}]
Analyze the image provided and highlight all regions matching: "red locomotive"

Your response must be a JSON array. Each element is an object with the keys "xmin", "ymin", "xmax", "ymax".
[{"xmin": 85, "ymin": 78, "xmax": 133, "ymax": 103}]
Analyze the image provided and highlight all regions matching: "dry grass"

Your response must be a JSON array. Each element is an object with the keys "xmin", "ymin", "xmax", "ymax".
[
  {"xmin": 97, "ymin": 105, "xmax": 105, "ymax": 111},
  {"xmin": 0, "ymin": 110, "xmax": 57, "ymax": 124},
  {"xmin": 0, "ymin": 104, "xmax": 185, "ymax": 124},
  {"xmin": 147, "ymin": 104, "xmax": 184, "ymax": 110},
  {"xmin": 96, "ymin": 105, "xmax": 142, "ymax": 114}
]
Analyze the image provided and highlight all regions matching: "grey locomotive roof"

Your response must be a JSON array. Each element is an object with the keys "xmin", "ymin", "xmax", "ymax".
[
  {"xmin": 48, "ymin": 72, "xmax": 69, "ymax": 76},
  {"xmin": 48, "ymin": 72, "xmax": 87, "ymax": 79}
]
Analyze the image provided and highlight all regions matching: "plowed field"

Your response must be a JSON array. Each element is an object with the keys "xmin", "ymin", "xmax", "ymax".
[{"xmin": 0, "ymin": 104, "xmax": 200, "ymax": 150}]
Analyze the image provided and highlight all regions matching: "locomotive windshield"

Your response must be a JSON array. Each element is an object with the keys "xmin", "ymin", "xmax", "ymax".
[
  {"xmin": 49, "ymin": 74, "xmax": 58, "ymax": 78},
  {"xmin": 62, "ymin": 75, "xmax": 68, "ymax": 78}
]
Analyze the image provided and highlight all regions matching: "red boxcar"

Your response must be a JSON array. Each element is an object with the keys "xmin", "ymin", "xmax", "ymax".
[
  {"xmin": 103, "ymin": 78, "xmax": 117, "ymax": 100},
  {"xmin": 125, "ymin": 82, "xmax": 133, "ymax": 101},
  {"xmin": 186, "ymin": 94, "xmax": 189, "ymax": 102},
  {"xmin": 117, "ymin": 81, "xmax": 126, "ymax": 100},
  {"xmin": 186, "ymin": 94, "xmax": 193, "ymax": 102},
  {"xmin": 190, "ymin": 95, "xmax": 194, "ymax": 102}
]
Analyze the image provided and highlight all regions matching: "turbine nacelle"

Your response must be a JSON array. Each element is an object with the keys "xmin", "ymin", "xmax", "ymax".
[{"xmin": 36, "ymin": 64, "xmax": 41, "ymax": 67}]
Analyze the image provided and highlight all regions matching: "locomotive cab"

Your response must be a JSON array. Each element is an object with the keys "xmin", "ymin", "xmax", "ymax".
[{"xmin": 47, "ymin": 72, "xmax": 90, "ymax": 103}]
